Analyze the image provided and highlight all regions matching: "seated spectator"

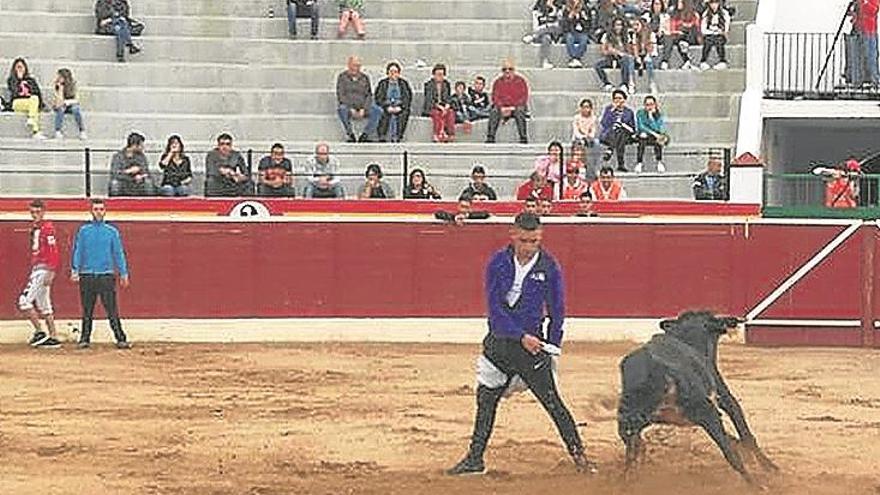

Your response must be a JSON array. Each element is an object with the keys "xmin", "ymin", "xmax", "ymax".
[
  {"xmin": 486, "ymin": 60, "xmax": 530, "ymax": 144},
  {"xmin": 459, "ymin": 164, "xmax": 499, "ymax": 201},
  {"xmin": 336, "ymin": 56, "xmax": 381, "ymax": 143},
  {"xmin": 599, "ymin": 88, "xmax": 637, "ymax": 172},
  {"xmin": 593, "ymin": 0, "xmax": 622, "ymax": 43},
  {"xmin": 451, "ymin": 81, "xmax": 476, "ymax": 134},
  {"xmin": 94, "ymin": 0, "xmax": 143, "ymax": 63},
  {"xmin": 205, "ymin": 133, "xmax": 254, "ymax": 197},
  {"xmin": 561, "ymin": 163, "xmax": 589, "ymax": 199},
  {"xmin": 110, "ymin": 132, "xmax": 153, "ymax": 196},
  {"xmin": 434, "ymin": 194, "xmax": 491, "ymax": 225},
  {"xmin": 516, "ymin": 171, "xmax": 554, "ymax": 200},
  {"xmin": 257, "ymin": 143, "xmax": 295, "ymax": 197},
  {"xmin": 572, "ymin": 98, "xmax": 599, "ymax": 147},
  {"xmin": 632, "ymin": 16, "xmax": 659, "ymax": 94},
  {"xmin": 823, "ymin": 163, "xmax": 859, "ymax": 208},
  {"xmin": 287, "ymin": 0, "xmax": 319, "ymax": 40},
  {"xmin": 403, "ymin": 168, "xmax": 442, "ymax": 199},
  {"xmin": 422, "ymin": 64, "xmax": 456, "ymax": 143},
  {"xmin": 6, "ymin": 58, "xmax": 45, "ymax": 139},
  {"xmin": 375, "ymin": 62, "xmax": 413, "ymax": 143},
  {"xmin": 158, "ymin": 135, "xmax": 192, "ymax": 197},
  {"xmin": 467, "ymin": 76, "xmax": 492, "ymax": 121},
  {"xmin": 648, "ymin": 0, "xmax": 671, "ymax": 37},
  {"xmin": 635, "ymin": 95, "xmax": 668, "ymax": 173},
  {"xmin": 562, "ymin": 0, "xmax": 591, "ymax": 68},
  {"xmin": 52, "ymin": 69, "xmax": 86, "ymax": 140},
  {"xmin": 590, "ymin": 166, "xmax": 627, "ymax": 200},
  {"xmin": 522, "ymin": 0, "xmax": 565, "ymax": 69},
  {"xmin": 568, "ymin": 143, "xmax": 592, "ymax": 180},
  {"xmin": 699, "ymin": 0, "xmax": 729, "ymax": 70},
  {"xmin": 660, "ymin": 0, "xmax": 701, "ymax": 70},
  {"xmin": 304, "ymin": 142, "xmax": 345, "ymax": 198},
  {"xmin": 337, "ymin": 0, "xmax": 366, "ymax": 39},
  {"xmin": 616, "ymin": 0, "xmax": 644, "ymax": 15},
  {"xmin": 595, "ymin": 17, "xmax": 635, "ymax": 92},
  {"xmin": 692, "ymin": 157, "xmax": 728, "ymax": 200},
  {"xmin": 576, "ymin": 190, "xmax": 597, "ymax": 216},
  {"xmin": 540, "ymin": 198, "xmax": 554, "ymax": 216},
  {"xmin": 358, "ymin": 163, "xmax": 395, "ymax": 199},
  {"xmin": 534, "ymin": 141, "xmax": 564, "ymax": 185},
  {"xmin": 523, "ymin": 196, "xmax": 540, "ymax": 215}
]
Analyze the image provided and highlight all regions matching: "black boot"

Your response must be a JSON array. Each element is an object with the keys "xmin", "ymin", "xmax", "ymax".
[
  {"xmin": 446, "ymin": 455, "xmax": 486, "ymax": 476},
  {"xmin": 346, "ymin": 133, "xmax": 357, "ymax": 143},
  {"xmin": 357, "ymin": 133, "xmax": 371, "ymax": 143},
  {"xmin": 127, "ymin": 43, "xmax": 142, "ymax": 55}
]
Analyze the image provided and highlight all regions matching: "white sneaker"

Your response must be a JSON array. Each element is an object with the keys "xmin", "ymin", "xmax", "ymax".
[
  {"xmin": 542, "ymin": 60, "xmax": 554, "ymax": 69},
  {"xmin": 54, "ymin": 131, "xmax": 64, "ymax": 140},
  {"xmin": 699, "ymin": 62, "xmax": 711, "ymax": 71},
  {"xmin": 660, "ymin": 61, "xmax": 669, "ymax": 70},
  {"xmin": 681, "ymin": 61, "xmax": 694, "ymax": 70},
  {"xmin": 634, "ymin": 162, "xmax": 644, "ymax": 173},
  {"xmin": 714, "ymin": 61, "xmax": 728, "ymax": 70},
  {"xmin": 32, "ymin": 132, "xmax": 46, "ymax": 140},
  {"xmin": 628, "ymin": 84, "xmax": 636, "ymax": 95},
  {"xmin": 603, "ymin": 84, "xmax": 614, "ymax": 91},
  {"xmin": 649, "ymin": 82, "xmax": 659, "ymax": 94},
  {"xmin": 522, "ymin": 34, "xmax": 535, "ymax": 44},
  {"xmin": 656, "ymin": 161, "xmax": 666, "ymax": 173},
  {"xmin": 568, "ymin": 58, "xmax": 582, "ymax": 68},
  {"xmin": 79, "ymin": 131, "xmax": 88, "ymax": 140}
]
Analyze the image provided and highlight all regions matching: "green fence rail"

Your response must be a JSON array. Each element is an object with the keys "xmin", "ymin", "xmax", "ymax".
[{"xmin": 763, "ymin": 172, "xmax": 880, "ymax": 218}]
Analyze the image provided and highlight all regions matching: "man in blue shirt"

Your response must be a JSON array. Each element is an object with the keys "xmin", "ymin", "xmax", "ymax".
[
  {"xmin": 447, "ymin": 213, "xmax": 596, "ymax": 476},
  {"xmin": 70, "ymin": 198, "xmax": 131, "ymax": 349}
]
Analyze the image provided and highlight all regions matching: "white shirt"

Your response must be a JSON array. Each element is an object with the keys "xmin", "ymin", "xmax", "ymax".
[{"xmin": 506, "ymin": 251, "xmax": 540, "ymax": 307}]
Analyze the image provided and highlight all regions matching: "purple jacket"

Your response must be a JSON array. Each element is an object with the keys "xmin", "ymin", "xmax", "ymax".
[
  {"xmin": 599, "ymin": 104, "xmax": 636, "ymax": 141},
  {"xmin": 485, "ymin": 246, "xmax": 566, "ymax": 346}
]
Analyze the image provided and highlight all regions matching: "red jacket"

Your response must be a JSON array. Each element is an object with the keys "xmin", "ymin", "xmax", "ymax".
[
  {"xmin": 516, "ymin": 180, "xmax": 553, "ymax": 201},
  {"xmin": 31, "ymin": 220, "xmax": 60, "ymax": 270},
  {"xmin": 491, "ymin": 74, "xmax": 529, "ymax": 108},
  {"xmin": 856, "ymin": 0, "xmax": 880, "ymax": 34},
  {"xmin": 825, "ymin": 178, "xmax": 857, "ymax": 208}
]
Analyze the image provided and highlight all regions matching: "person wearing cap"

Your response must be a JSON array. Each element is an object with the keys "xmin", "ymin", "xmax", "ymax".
[
  {"xmin": 599, "ymin": 88, "xmax": 637, "ymax": 173},
  {"xmin": 692, "ymin": 156, "xmax": 728, "ymax": 201},
  {"xmin": 447, "ymin": 212, "xmax": 595, "ymax": 476},
  {"xmin": 358, "ymin": 163, "xmax": 395, "ymax": 199},
  {"xmin": 561, "ymin": 163, "xmax": 589, "ymax": 200},
  {"xmin": 459, "ymin": 165, "xmax": 498, "ymax": 201}
]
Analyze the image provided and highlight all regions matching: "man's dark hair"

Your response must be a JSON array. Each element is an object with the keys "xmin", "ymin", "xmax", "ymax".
[
  {"xmin": 217, "ymin": 133, "xmax": 233, "ymax": 143},
  {"xmin": 612, "ymin": 88, "xmax": 628, "ymax": 100},
  {"xmin": 514, "ymin": 212, "xmax": 541, "ymax": 231},
  {"xmin": 432, "ymin": 63, "xmax": 447, "ymax": 75},
  {"xmin": 599, "ymin": 166, "xmax": 615, "ymax": 176},
  {"xmin": 29, "ymin": 199, "xmax": 45, "ymax": 209},
  {"xmin": 271, "ymin": 142, "xmax": 284, "ymax": 152},
  {"xmin": 474, "ymin": 75, "xmax": 486, "ymax": 84},
  {"xmin": 126, "ymin": 132, "xmax": 145, "ymax": 148},
  {"xmin": 90, "ymin": 198, "xmax": 106, "ymax": 206},
  {"xmin": 386, "ymin": 61, "xmax": 401, "ymax": 73},
  {"xmin": 471, "ymin": 164, "xmax": 486, "ymax": 175}
]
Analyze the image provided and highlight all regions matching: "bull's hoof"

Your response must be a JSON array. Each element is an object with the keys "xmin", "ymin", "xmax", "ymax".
[{"xmin": 572, "ymin": 452, "xmax": 599, "ymax": 475}]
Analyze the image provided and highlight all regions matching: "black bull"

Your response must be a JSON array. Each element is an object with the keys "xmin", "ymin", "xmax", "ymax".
[{"xmin": 617, "ymin": 312, "xmax": 778, "ymax": 484}]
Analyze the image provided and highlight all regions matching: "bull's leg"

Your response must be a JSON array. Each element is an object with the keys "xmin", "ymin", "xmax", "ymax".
[
  {"xmin": 741, "ymin": 437, "xmax": 779, "ymax": 472},
  {"xmin": 623, "ymin": 432, "xmax": 644, "ymax": 476},
  {"xmin": 695, "ymin": 405, "xmax": 756, "ymax": 485}
]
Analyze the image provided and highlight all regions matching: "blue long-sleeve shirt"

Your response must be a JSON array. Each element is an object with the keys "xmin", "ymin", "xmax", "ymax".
[
  {"xmin": 485, "ymin": 246, "xmax": 566, "ymax": 347},
  {"xmin": 71, "ymin": 220, "xmax": 129, "ymax": 277}
]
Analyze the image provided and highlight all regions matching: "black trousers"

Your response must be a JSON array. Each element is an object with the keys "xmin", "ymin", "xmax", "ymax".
[
  {"xmin": 466, "ymin": 332, "xmax": 583, "ymax": 460},
  {"xmin": 637, "ymin": 133, "xmax": 664, "ymax": 163},
  {"xmin": 486, "ymin": 106, "xmax": 528, "ymax": 142},
  {"xmin": 701, "ymin": 34, "xmax": 727, "ymax": 63},
  {"xmin": 601, "ymin": 127, "xmax": 635, "ymax": 169},
  {"xmin": 79, "ymin": 274, "xmax": 127, "ymax": 343}
]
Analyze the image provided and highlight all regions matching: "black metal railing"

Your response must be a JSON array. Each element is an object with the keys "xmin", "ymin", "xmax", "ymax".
[{"xmin": 764, "ymin": 32, "xmax": 880, "ymax": 100}]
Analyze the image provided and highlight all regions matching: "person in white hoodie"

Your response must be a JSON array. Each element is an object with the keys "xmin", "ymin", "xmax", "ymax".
[{"xmin": 699, "ymin": 0, "xmax": 730, "ymax": 70}]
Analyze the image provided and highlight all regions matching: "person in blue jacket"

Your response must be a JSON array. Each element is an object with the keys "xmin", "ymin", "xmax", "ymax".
[
  {"xmin": 447, "ymin": 212, "xmax": 596, "ymax": 476},
  {"xmin": 71, "ymin": 198, "xmax": 131, "ymax": 349}
]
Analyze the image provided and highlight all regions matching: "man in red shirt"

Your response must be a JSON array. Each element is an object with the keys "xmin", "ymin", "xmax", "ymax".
[
  {"xmin": 516, "ymin": 172, "xmax": 554, "ymax": 201},
  {"xmin": 18, "ymin": 199, "xmax": 61, "ymax": 348},
  {"xmin": 486, "ymin": 59, "xmax": 530, "ymax": 144},
  {"xmin": 856, "ymin": 0, "xmax": 880, "ymax": 85}
]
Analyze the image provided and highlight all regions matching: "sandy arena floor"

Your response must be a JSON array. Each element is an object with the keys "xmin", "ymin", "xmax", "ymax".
[{"xmin": 0, "ymin": 341, "xmax": 878, "ymax": 495}]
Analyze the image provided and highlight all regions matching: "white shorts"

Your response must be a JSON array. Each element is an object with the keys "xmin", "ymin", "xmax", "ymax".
[{"xmin": 18, "ymin": 268, "xmax": 54, "ymax": 315}]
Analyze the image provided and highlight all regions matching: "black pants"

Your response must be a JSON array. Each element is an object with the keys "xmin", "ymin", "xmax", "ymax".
[
  {"xmin": 377, "ymin": 109, "xmax": 411, "ymax": 142},
  {"xmin": 637, "ymin": 133, "xmax": 664, "ymax": 163},
  {"xmin": 79, "ymin": 274, "xmax": 127, "ymax": 344},
  {"xmin": 465, "ymin": 332, "xmax": 583, "ymax": 461},
  {"xmin": 701, "ymin": 34, "xmax": 727, "ymax": 64},
  {"xmin": 487, "ymin": 106, "xmax": 528, "ymax": 142},
  {"xmin": 661, "ymin": 30, "xmax": 699, "ymax": 65},
  {"xmin": 601, "ymin": 127, "xmax": 634, "ymax": 169}
]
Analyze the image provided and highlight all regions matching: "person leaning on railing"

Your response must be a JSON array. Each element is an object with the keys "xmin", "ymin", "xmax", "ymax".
[
  {"xmin": 358, "ymin": 163, "xmax": 395, "ymax": 199},
  {"xmin": 109, "ymin": 132, "xmax": 155, "ymax": 197},
  {"xmin": 692, "ymin": 156, "xmax": 727, "ymax": 200},
  {"xmin": 303, "ymin": 142, "xmax": 345, "ymax": 198},
  {"xmin": 204, "ymin": 133, "xmax": 255, "ymax": 197}
]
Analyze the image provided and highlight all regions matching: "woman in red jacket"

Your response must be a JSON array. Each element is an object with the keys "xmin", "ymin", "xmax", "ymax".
[{"xmin": 660, "ymin": 0, "xmax": 701, "ymax": 70}]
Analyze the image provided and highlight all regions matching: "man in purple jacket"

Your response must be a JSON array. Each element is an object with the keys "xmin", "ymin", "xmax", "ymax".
[{"xmin": 447, "ymin": 213, "xmax": 596, "ymax": 476}]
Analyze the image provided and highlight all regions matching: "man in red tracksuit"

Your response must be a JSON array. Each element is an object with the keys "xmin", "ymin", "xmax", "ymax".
[
  {"xmin": 18, "ymin": 199, "xmax": 62, "ymax": 348},
  {"xmin": 486, "ymin": 59, "xmax": 530, "ymax": 144}
]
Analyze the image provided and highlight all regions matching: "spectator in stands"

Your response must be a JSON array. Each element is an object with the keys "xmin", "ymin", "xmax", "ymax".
[
  {"xmin": 561, "ymin": 163, "xmax": 589, "ymax": 199},
  {"xmin": 468, "ymin": 76, "xmax": 491, "ymax": 121},
  {"xmin": 576, "ymin": 190, "xmax": 597, "ymax": 216},
  {"xmin": 404, "ymin": 169, "xmax": 442, "ymax": 199},
  {"xmin": 434, "ymin": 195, "xmax": 491, "ymax": 225},
  {"xmin": 516, "ymin": 171, "xmax": 554, "ymax": 200},
  {"xmin": 486, "ymin": 60, "xmax": 530, "ymax": 144},
  {"xmin": 94, "ymin": 0, "xmax": 143, "ymax": 63},
  {"xmin": 359, "ymin": 163, "xmax": 395, "ymax": 199},
  {"xmin": 338, "ymin": 0, "xmax": 366, "ymax": 39},
  {"xmin": 595, "ymin": 17, "xmax": 635, "ymax": 93},
  {"xmin": 451, "ymin": 81, "xmax": 476, "ymax": 134},
  {"xmin": 692, "ymin": 157, "xmax": 728, "ymax": 200},
  {"xmin": 459, "ymin": 164, "xmax": 499, "ymax": 201},
  {"xmin": 562, "ymin": 0, "xmax": 592, "ymax": 68},
  {"xmin": 287, "ymin": 0, "xmax": 320, "ymax": 40},
  {"xmin": 375, "ymin": 61, "xmax": 413, "ymax": 143},
  {"xmin": 422, "ymin": 64, "xmax": 456, "ymax": 143},
  {"xmin": 572, "ymin": 98, "xmax": 599, "ymax": 147},
  {"xmin": 522, "ymin": 0, "xmax": 565, "ymax": 69},
  {"xmin": 635, "ymin": 95, "xmax": 668, "ymax": 173},
  {"xmin": 699, "ymin": 0, "xmax": 729, "ymax": 70},
  {"xmin": 854, "ymin": 0, "xmax": 880, "ymax": 87},
  {"xmin": 616, "ymin": 0, "xmax": 644, "ymax": 15},
  {"xmin": 593, "ymin": 0, "xmax": 622, "ymax": 42},
  {"xmin": 205, "ymin": 133, "xmax": 254, "ymax": 197},
  {"xmin": 591, "ymin": 166, "xmax": 627, "ymax": 200},
  {"xmin": 568, "ymin": 143, "xmax": 591, "ymax": 180},
  {"xmin": 661, "ymin": 0, "xmax": 701, "ymax": 70},
  {"xmin": 599, "ymin": 88, "xmax": 637, "ymax": 172},
  {"xmin": 823, "ymin": 163, "xmax": 859, "ymax": 208},
  {"xmin": 632, "ymin": 16, "xmax": 660, "ymax": 94},
  {"xmin": 303, "ymin": 142, "xmax": 345, "ymax": 198},
  {"xmin": 648, "ymin": 0, "xmax": 670, "ymax": 34},
  {"xmin": 158, "ymin": 134, "xmax": 193, "ymax": 197},
  {"xmin": 6, "ymin": 58, "xmax": 45, "ymax": 140},
  {"xmin": 523, "ymin": 196, "xmax": 540, "ymax": 215},
  {"xmin": 534, "ymin": 141, "xmax": 565, "ymax": 185},
  {"xmin": 258, "ymin": 143, "xmax": 295, "ymax": 197},
  {"xmin": 52, "ymin": 69, "xmax": 86, "ymax": 140},
  {"xmin": 110, "ymin": 132, "xmax": 154, "ymax": 196},
  {"xmin": 336, "ymin": 56, "xmax": 381, "ymax": 143},
  {"xmin": 540, "ymin": 198, "xmax": 554, "ymax": 216}
]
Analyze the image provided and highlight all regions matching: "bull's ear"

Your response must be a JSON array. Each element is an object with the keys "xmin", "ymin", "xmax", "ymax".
[{"xmin": 660, "ymin": 319, "xmax": 676, "ymax": 331}]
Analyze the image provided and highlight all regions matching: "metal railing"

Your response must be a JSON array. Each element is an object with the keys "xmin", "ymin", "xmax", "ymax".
[
  {"xmin": 763, "ymin": 32, "xmax": 880, "ymax": 100},
  {"xmin": 764, "ymin": 172, "xmax": 880, "ymax": 217}
]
